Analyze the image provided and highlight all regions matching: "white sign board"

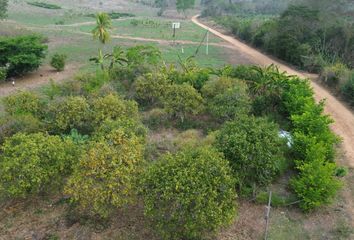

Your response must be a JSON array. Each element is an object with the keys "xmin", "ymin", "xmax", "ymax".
[{"xmin": 172, "ymin": 22, "xmax": 181, "ymax": 29}]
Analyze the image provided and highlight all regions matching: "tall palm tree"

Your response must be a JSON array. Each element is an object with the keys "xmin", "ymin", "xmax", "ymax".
[{"xmin": 92, "ymin": 12, "xmax": 112, "ymax": 44}]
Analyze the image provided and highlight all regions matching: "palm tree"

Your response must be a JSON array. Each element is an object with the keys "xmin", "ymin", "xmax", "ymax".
[
  {"xmin": 92, "ymin": 12, "xmax": 112, "ymax": 44},
  {"xmin": 91, "ymin": 12, "xmax": 112, "ymax": 70}
]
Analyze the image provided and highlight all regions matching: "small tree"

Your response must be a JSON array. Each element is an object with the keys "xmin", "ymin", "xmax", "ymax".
[
  {"xmin": 163, "ymin": 83, "xmax": 204, "ymax": 122},
  {"xmin": 176, "ymin": 0, "xmax": 196, "ymax": 16},
  {"xmin": 0, "ymin": 0, "xmax": 8, "ymax": 19},
  {"xmin": 65, "ymin": 129, "xmax": 144, "ymax": 218},
  {"xmin": 291, "ymin": 147, "xmax": 342, "ymax": 211},
  {"xmin": 134, "ymin": 73, "xmax": 170, "ymax": 106},
  {"xmin": 0, "ymin": 133, "xmax": 78, "ymax": 198},
  {"xmin": 140, "ymin": 147, "xmax": 237, "ymax": 240},
  {"xmin": 3, "ymin": 91, "xmax": 42, "ymax": 116},
  {"xmin": 215, "ymin": 115, "xmax": 286, "ymax": 193},
  {"xmin": 50, "ymin": 53, "xmax": 67, "ymax": 71},
  {"xmin": 90, "ymin": 93, "xmax": 139, "ymax": 127},
  {"xmin": 46, "ymin": 96, "xmax": 90, "ymax": 133},
  {"xmin": 0, "ymin": 35, "xmax": 47, "ymax": 77}
]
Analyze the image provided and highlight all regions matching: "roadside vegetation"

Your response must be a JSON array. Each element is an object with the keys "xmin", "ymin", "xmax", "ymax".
[{"xmin": 202, "ymin": 0, "xmax": 354, "ymax": 108}]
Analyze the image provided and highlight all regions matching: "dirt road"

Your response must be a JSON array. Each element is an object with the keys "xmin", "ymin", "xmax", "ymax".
[
  {"xmin": 192, "ymin": 15, "xmax": 354, "ymax": 168},
  {"xmin": 0, "ymin": 64, "xmax": 78, "ymax": 98}
]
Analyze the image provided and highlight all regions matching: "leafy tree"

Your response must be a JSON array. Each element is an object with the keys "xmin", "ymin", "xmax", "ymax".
[
  {"xmin": 65, "ymin": 129, "xmax": 144, "ymax": 218},
  {"xmin": 50, "ymin": 53, "xmax": 67, "ymax": 71},
  {"xmin": 0, "ymin": 114, "xmax": 44, "ymax": 144},
  {"xmin": 0, "ymin": 133, "xmax": 78, "ymax": 198},
  {"xmin": 163, "ymin": 83, "xmax": 204, "ymax": 122},
  {"xmin": 46, "ymin": 96, "xmax": 90, "ymax": 133},
  {"xmin": 291, "ymin": 144, "xmax": 342, "ymax": 211},
  {"xmin": 126, "ymin": 45, "xmax": 161, "ymax": 67},
  {"xmin": 176, "ymin": 0, "xmax": 196, "ymax": 15},
  {"xmin": 134, "ymin": 73, "xmax": 170, "ymax": 106},
  {"xmin": 140, "ymin": 147, "xmax": 236, "ymax": 240},
  {"xmin": 215, "ymin": 115, "xmax": 285, "ymax": 193},
  {"xmin": 0, "ymin": 0, "xmax": 8, "ymax": 19},
  {"xmin": 3, "ymin": 91, "xmax": 42, "ymax": 116},
  {"xmin": 202, "ymin": 78, "xmax": 251, "ymax": 121},
  {"xmin": 90, "ymin": 93, "xmax": 139, "ymax": 127},
  {"xmin": 0, "ymin": 35, "xmax": 47, "ymax": 77}
]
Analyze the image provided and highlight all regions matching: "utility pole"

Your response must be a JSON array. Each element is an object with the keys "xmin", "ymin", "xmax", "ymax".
[
  {"xmin": 264, "ymin": 191, "xmax": 272, "ymax": 240},
  {"xmin": 206, "ymin": 29, "xmax": 209, "ymax": 55}
]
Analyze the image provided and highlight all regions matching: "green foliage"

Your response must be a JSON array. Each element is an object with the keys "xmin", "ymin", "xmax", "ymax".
[
  {"xmin": 134, "ymin": 73, "xmax": 170, "ymax": 106},
  {"xmin": 215, "ymin": 115, "xmax": 286, "ymax": 192},
  {"xmin": 203, "ymin": 78, "xmax": 251, "ymax": 121},
  {"xmin": 0, "ymin": 133, "xmax": 78, "ymax": 198},
  {"xmin": 0, "ymin": 114, "xmax": 44, "ymax": 144},
  {"xmin": 0, "ymin": 0, "xmax": 8, "ymax": 19},
  {"xmin": 163, "ymin": 83, "xmax": 204, "ymax": 122},
  {"xmin": 87, "ymin": 12, "xmax": 135, "ymax": 19},
  {"xmin": 176, "ymin": 0, "xmax": 195, "ymax": 14},
  {"xmin": 65, "ymin": 129, "xmax": 144, "ymax": 218},
  {"xmin": 46, "ymin": 96, "xmax": 90, "ymax": 133},
  {"xmin": 341, "ymin": 73, "xmax": 354, "ymax": 106},
  {"xmin": 291, "ymin": 155, "xmax": 341, "ymax": 211},
  {"xmin": 50, "ymin": 53, "xmax": 67, "ymax": 71},
  {"xmin": 0, "ymin": 35, "xmax": 47, "ymax": 77},
  {"xmin": 27, "ymin": 1, "xmax": 61, "ymax": 9},
  {"xmin": 320, "ymin": 63, "xmax": 351, "ymax": 90},
  {"xmin": 92, "ymin": 12, "xmax": 112, "ymax": 44},
  {"xmin": 0, "ymin": 66, "xmax": 7, "ymax": 82},
  {"xmin": 90, "ymin": 93, "xmax": 139, "ymax": 128},
  {"xmin": 143, "ymin": 108, "xmax": 169, "ymax": 130},
  {"xmin": 126, "ymin": 45, "xmax": 161, "ymax": 67},
  {"xmin": 140, "ymin": 147, "xmax": 236, "ymax": 240},
  {"xmin": 3, "ymin": 91, "xmax": 42, "ymax": 116}
]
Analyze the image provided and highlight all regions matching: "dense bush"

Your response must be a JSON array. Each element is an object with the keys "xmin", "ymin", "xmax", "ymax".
[
  {"xmin": 3, "ymin": 91, "xmax": 42, "ymax": 116},
  {"xmin": 65, "ymin": 129, "xmax": 144, "ymax": 218},
  {"xmin": 134, "ymin": 73, "xmax": 170, "ymax": 106},
  {"xmin": 291, "ymin": 145, "xmax": 341, "ymax": 211},
  {"xmin": 50, "ymin": 53, "xmax": 67, "ymax": 71},
  {"xmin": 27, "ymin": 1, "xmax": 61, "ymax": 9},
  {"xmin": 341, "ymin": 73, "xmax": 354, "ymax": 106},
  {"xmin": 140, "ymin": 147, "xmax": 236, "ymax": 240},
  {"xmin": 320, "ymin": 63, "xmax": 351, "ymax": 90},
  {"xmin": 215, "ymin": 115, "xmax": 286, "ymax": 193},
  {"xmin": 0, "ymin": 133, "xmax": 78, "ymax": 198},
  {"xmin": 203, "ymin": 78, "xmax": 251, "ymax": 121},
  {"xmin": 0, "ymin": 114, "xmax": 44, "ymax": 144},
  {"xmin": 143, "ymin": 108, "xmax": 169, "ymax": 130},
  {"xmin": 163, "ymin": 83, "xmax": 204, "ymax": 122},
  {"xmin": 46, "ymin": 96, "xmax": 90, "ymax": 133},
  {"xmin": 0, "ymin": 35, "xmax": 47, "ymax": 77},
  {"xmin": 90, "ymin": 93, "xmax": 139, "ymax": 127}
]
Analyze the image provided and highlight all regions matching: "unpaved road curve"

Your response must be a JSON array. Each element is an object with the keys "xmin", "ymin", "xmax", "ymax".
[{"xmin": 192, "ymin": 15, "xmax": 354, "ymax": 168}]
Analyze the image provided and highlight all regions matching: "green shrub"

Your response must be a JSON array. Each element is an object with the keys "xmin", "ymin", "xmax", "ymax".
[
  {"xmin": 143, "ymin": 107, "xmax": 169, "ymax": 130},
  {"xmin": 3, "ymin": 91, "xmax": 42, "ymax": 116},
  {"xmin": 0, "ymin": 114, "xmax": 44, "ymax": 144},
  {"xmin": 140, "ymin": 147, "xmax": 236, "ymax": 240},
  {"xmin": 134, "ymin": 73, "xmax": 170, "ymax": 106},
  {"xmin": 215, "ymin": 115, "xmax": 286, "ymax": 193},
  {"xmin": 50, "ymin": 53, "xmax": 67, "ymax": 71},
  {"xmin": 320, "ymin": 63, "xmax": 351, "ymax": 90},
  {"xmin": 65, "ymin": 129, "xmax": 144, "ymax": 218},
  {"xmin": 341, "ymin": 73, "xmax": 354, "ymax": 106},
  {"xmin": 46, "ymin": 96, "xmax": 90, "ymax": 133},
  {"xmin": 291, "ymin": 156, "xmax": 341, "ymax": 211},
  {"xmin": 0, "ymin": 133, "xmax": 78, "ymax": 198},
  {"xmin": 0, "ymin": 35, "xmax": 47, "ymax": 77},
  {"xmin": 27, "ymin": 1, "xmax": 61, "ymax": 9},
  {"xmin": 206, "ymin": 82, "xmax": 251, "ymax": 122},
  {"xmin": 90, "ymin": 93, "xmax": 139, "ymax": 128},
  {"xmin": 0, "ymin": 66, "xmax": 7, "ymax": 82},
  {"xmin": 163, "ymin": 83, "xmax": 204, "ymax": 122}
]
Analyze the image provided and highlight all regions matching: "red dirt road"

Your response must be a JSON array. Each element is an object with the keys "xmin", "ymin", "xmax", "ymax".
[{"xmin": 192, "ymin": 15, "xmax": 354, "ymax": 168}]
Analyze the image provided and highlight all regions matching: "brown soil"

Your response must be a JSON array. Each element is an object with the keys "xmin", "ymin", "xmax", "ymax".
[{"xmin": 0, "ymin": 64, "xmax": 79, "ymax": 98}]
